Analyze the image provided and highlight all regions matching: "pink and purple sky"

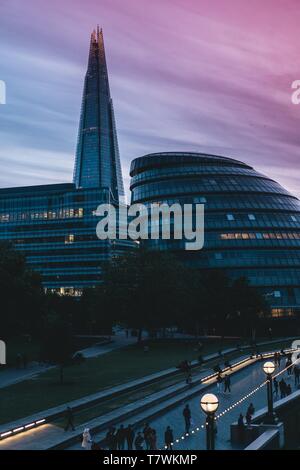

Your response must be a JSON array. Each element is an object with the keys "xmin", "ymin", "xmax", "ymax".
[{"xmin": 0, "ymin": 0, "xmax": 299, "ymax": 198}]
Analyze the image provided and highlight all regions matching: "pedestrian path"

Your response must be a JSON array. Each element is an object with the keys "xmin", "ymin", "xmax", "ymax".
[
  {"xmin": 0, "ymin": 337, "xmax": 296, "ymax": 450},
  {"xmin": 0, "ymin": 353, "xmax": 253, "ymax": 450},
  {"xmin": 0, "ymin": 332, "xmax": 135, "ymax": 389},
  {"xmin": 72, "ymin": 359, "xmax": 295, "ymax": 451}
]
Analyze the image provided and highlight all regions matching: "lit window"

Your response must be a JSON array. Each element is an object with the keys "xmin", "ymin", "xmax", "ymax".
[
  {"xmin": 248, "ymin": 214, "xmax": 256, "ymax": 220},
  {"xmin": 291, "ymin": 215, "xmax": 297, "ymax": 222},
  {"xmin": 65, "ymin": 234, "xmax": 75, "ymax": 244},
  {"xmin": 274, "ymin": 290, "xmax": 281, "ymax": 298},
  {"xmin": 227, "ymin": 214, "xmax": 235, "ymax": 221}
]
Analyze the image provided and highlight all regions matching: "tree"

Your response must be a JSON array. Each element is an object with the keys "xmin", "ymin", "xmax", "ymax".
[
  {"xmin": 230, "ymin": 277, "xmax": 269, "ymax": 339},
  {"xmin": 0, "ymin": 242, "xmax": 44, "ymax": 339},
  {"xmin": 102, "ymin": 248, "xmax": 186, "ymax": 340},
  {"xmin": 40, "ymin": 316, "xmax": 73, "ymax": 384}
]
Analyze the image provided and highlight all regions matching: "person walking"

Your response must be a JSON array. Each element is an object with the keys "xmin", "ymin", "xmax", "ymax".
[
  {"xmin": 105, "ymin": 427, "xmax": 115, "ymax": 450},
  {"xmin": 183, "ymin": 404, "xmax": 192, "ymax": 433},
  {"xmin": 294, "ymin": 365, "xmax": 300, "ymax": 387},
  {"xmin": 276, "ymin": 352, "xmax": 281, "ymax": 367},
  {"xmin": 126, "ymin": 425, "xmax": 135, "ymax": 450},
  {"xmin": 149, "ymin": 429, "xmax": 157, "ymax": 450},
  {"xmin": 246, "ymin": 410, "xmax": 252, "ymax": 426},
  {"xmin": 135, "ymin": 432, "xmax": 144, "ymax": 450},
  {"xmin": 165, "ymin": 426, "xmax": 174, "ymax": 450},
  {"xmin": 216, "ymin": 373, "xmax": 223, "ymax": 391},
  {"xmin": 224, "ymin": 375, "xmax": 231, "ymax": 393},
  {"xmin": 273, "ymin": 377, "xmax": 279, "ymax": 398},
  {"xmin": 247, "ymin": 403, "xmax": 255, "ymax": 417},
  {"xmin": 143, "ymin": 423, "xmax": 152, "ymax": 450},
  {"xmin": 82, "ymin": 428, "xmax": 92, "ymax": 450},
  {"xmin": 64, "ymin": 406, "xmax": 75, "ymax": 431},
  {"xmin": 116, "ymin": 425, "xmax": 126, "ymax": 450},
  {"xmin": 279, "ymin": 378, "xmax": 287, "ymax": 399},
  {"xmin": 237, "ymin": 414, "xmax": 245, "ymax": 443}
]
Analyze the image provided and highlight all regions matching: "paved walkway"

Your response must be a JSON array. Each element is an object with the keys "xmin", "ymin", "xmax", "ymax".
[
  {"xmin": 0, "ymin": 338, "xmax": 296, "ymax": 450},
  {"xmin": 0, "ymin": 332, "xmax": 136, "ymax": 389},
  {"xmin": 76, "ymin": 332, "xmax": 136, "ymax": 359},
  {"xmin": 71, "ymin": 358, "xmax": 294, "ymax": 451}
]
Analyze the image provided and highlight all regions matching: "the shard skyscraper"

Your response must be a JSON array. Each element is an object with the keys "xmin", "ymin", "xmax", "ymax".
[
  {"xmin": 0, "ymin": 28, "xmax": 130, "ymax": 295},
  {"xmin": 73, "ymin": 27, "xmax": 125, "ymax": 202}
]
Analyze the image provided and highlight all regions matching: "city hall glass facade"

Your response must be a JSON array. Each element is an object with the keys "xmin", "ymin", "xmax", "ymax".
[
  {"xmin": 0, "ymin": 29, "xmax": 130, "ymax": 295},
  {"xmin": 130, "ymin": 152, "xmax": 300, "ymax": 318}
]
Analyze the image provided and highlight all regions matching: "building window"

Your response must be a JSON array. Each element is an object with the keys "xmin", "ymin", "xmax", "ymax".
[
  {"xmin": 248, "ymin": 214, "xmax": 256, "ymax": 220},
  {"xmin": 215, "ymin": 253, "xmax": 223, "ymax": 260},
  {"xmin": 291, "ymin": 215, "xmax": 297, "ymax": 222},
  {"xmin": 65, "ymin": 234, "xmax": 75, "ymax": 244},
  {"xmin": 227, "ymin": 214, "xmax": 235, "ymax": 221},
  {"xmin": 273, "ymin": 290, "xmax": 281, "ymax": 298}
]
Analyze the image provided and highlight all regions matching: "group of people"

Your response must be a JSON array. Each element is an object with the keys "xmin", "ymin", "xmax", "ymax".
[
  {"xmin": 103, "ymin": 422, "xmax": 175, "ymax": 451},
  {"xmin": 216, "ymin": 372, "xmax": 232, "ymax": 393},
  {"xmin": 238, "ymin": 403, "xmax": 255, "ymax": 428},
  {"xmin": 79, "ymin": 404, "xmax": 195, "ymax": 451},
  {"xmin": 274, "ymin": 377, "xmax": 293, "ymax": 398},
  {"xmin": 104, "ymin": 424, "xmax": 137, "ymax": 450}
]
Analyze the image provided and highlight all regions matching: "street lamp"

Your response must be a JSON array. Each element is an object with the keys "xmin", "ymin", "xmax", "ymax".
[
  {"xmin": 263, "ymin": 361, "xmax": 277, "ymax": 424},
  {"xmin": 200, "ymin": 393, "xmax": 219, "ymax": 450}
]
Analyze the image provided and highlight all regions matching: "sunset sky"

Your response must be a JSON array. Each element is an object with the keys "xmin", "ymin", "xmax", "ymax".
[{"xmin": 0, "ymin": 0, "xmax": 299, "ymax": 198}]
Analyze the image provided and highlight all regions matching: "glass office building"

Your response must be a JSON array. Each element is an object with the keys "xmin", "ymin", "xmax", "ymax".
[
  {"xmin": 0, "ymin": 28, "xmax": 130, "ymax": 295},
  {"xmin": 130, "ymin": 152, "xmax": 300, "ymax": 318}
]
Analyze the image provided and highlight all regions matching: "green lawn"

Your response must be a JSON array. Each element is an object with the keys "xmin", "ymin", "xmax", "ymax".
[
  {"xmin": 4, "ymin": 336, "xmax": 40, "ymax": 367},
  {"xmin": 0, "ymin": 338, "xmax": 293, "ymax": 425}
]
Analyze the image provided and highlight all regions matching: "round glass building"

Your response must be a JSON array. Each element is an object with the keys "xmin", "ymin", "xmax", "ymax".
[{"xmin": 130, "ymin": 152, "xmax": 300, "ymax": 319}]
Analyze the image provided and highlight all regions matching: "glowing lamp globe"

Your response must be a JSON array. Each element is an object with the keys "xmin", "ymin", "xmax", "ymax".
[
  {"xmin": 200, "ymin": 393, "xmax": 219, "ymax": 414},
  {"xmin": 263, "ymin": 361, "xmax": 275, "ymax": 375}
]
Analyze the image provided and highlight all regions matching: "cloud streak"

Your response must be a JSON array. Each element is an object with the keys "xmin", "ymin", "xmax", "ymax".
[{"xmin": 0, "ymin": 0, "xmax": 299, "ymax": 197}]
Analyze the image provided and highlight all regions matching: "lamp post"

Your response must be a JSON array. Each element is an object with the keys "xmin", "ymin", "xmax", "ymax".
[
  {"xmin": 200, "ymin": 393, "xmax": 219, "ymax": 450},
  {"xmin": 263, "ymin": 361, "xmax": 277, "ymax": 424}
]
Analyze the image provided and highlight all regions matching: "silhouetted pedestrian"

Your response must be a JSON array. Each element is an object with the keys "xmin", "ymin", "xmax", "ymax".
[
  {"xmin": 149, "ymin": 429, "xmax": 157, "ymax": 450},
  {"xmin": 143, "ymin": 423, "xmax": 152, "ymax": 450},
  {"xmin": 273, "ymin": 377, "xmax": 279, "ymax": 398},
  {"xmin": 105, "ymin": 427, "xmax": 116, "ymax": 450},
  {"xmin": 246, "ymin": 410, "xmax": 252, "ymax": 426},
  {"xmin": 183, "ymin": 404, "xmax": 191, "ymax": 433},
  {"xmin": 165, "ymin": 426, "xmax": 174, "ymax": 450},
  {"xmin": 116, "ymin": 425, "xmax": 126, "ymax": 450},
  {"xmin": 279, "ymin": 378, "xmax": 287, "ymax": 399},
  {"xmin": 294, "ymin": 365, "xmax": 300, "ymax": 386},
  {"xmin": 64, "ymin": 407, "xmax": 75, "ymax": 431},
  {"xmin": 237, "ymin": 414, "xmax": 245, "ymax": 443},
  {"xmin": 224, "ymin": 375, "xmax": 231, "ymax": 393},
  {"xmin": 216, "ymin": 373, "xmax": 223, "ymax": 391},
  {"xmin": 126, "ymin": 425, "xmax": 135, "ymax": 450},
  {"xmin": 135, "ymin": 432, "xmax": 144, "ymax": 450}
]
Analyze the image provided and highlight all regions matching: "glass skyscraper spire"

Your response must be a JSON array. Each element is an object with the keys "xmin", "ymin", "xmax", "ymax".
[
  {"xmin": 73, "ymin": 27, "xmax": 125, "ymax": 202},
  {"xmin": 0, "ymin": 28, "xmax": 130, "ymax": 294}
]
